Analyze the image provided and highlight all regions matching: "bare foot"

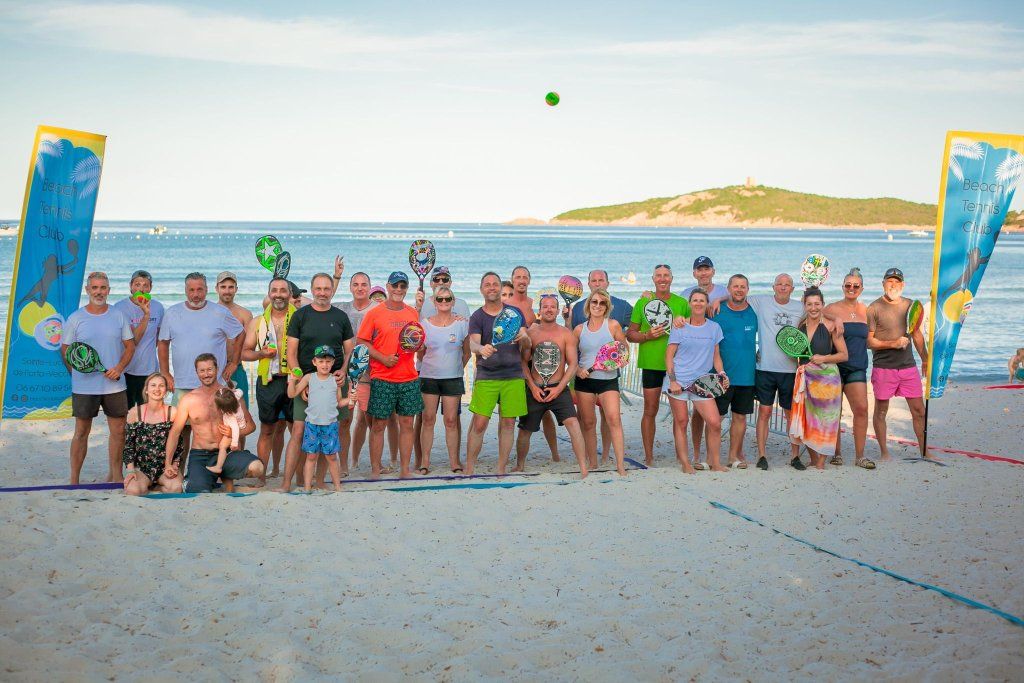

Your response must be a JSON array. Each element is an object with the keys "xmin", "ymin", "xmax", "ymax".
[
  {"xmin": 579, "ymin": 468, "xmax": 588, "ymax": 479},
  {"xmin": 399, "ymin": 469, "xmax": 412, "ymax": 479},
  {"xmin": 551, "ymin": 454, "xmax": 561, "ymax": 462},
  {"xmin": 879, "ymin": 454, "xmax": 893, "ymax": 462},
  {"xmin": 680, "ymin": 463, "xmax": 696, "ymax": 474},
  {"xmin": 617, "ymin": 467, "xmax": 628, "ymax": 477},
  {"xmin": 333, "ymin": 485, "xmax": 342, "ymax": 492},
  {"xmin": 251, "ymin": 479, "xmax": 266, "ymax": 489},
  {"xmin": 206, "ymin": 465, "xmax": 223, "ymax": 474},
  {"xmin": 711, "ymin": 465, "xmax": 728, "ymax": 473},
  {"xmin": 269, "ymin": 469, "xmax": 280, "ymax": 478},
  {"xmin": 645, "ymin": 456, "xmax": 654, "ymax": 467},
  {"xmin": 511, "ymin": 465, "xmax": 524, "ymax": 473}
]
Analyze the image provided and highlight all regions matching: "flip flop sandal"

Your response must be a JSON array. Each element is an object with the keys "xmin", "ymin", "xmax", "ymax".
[
  {"xmin": 693, "ymin": 462, "xmax": 710, "ymax": 471},
  {"xmin": 417, "ymin": 468, "xmax": 430, "ymax": 476},
  {"xmin": 728, "ymin": 461, "xmax": 748, "ymax": 469},
  {"xmin": 452, "ymin": 468, "xmax": 464, "ymax": 474},
  {"xmin": 830, "ymin": 454, "xmax": 843, "ymax": 466},
  {"xmin": 855, "ymin": 458, "xmax": 876, "ymax": 470}
]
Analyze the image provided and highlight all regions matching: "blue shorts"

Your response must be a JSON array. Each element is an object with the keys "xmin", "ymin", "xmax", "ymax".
[{"xmin": 302, "ymin": 422, "xmax": 339, "ymax": 456}]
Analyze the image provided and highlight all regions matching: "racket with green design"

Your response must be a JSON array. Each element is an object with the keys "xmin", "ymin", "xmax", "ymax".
[
  {"xmin": 66, "ymin": 341, "xmax": 107, "ymax": 373},
  {"xmin": 776, "ymin": 325, "xmax": 812, "ymax": 361}
]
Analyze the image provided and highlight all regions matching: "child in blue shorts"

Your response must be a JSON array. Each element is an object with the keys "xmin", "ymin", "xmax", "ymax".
[{"xmin": 288, "ymin": 345, "xmax": 344, "ymax": 492}]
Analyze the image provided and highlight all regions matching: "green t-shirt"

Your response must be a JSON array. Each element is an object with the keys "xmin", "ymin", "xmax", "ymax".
[{"xmin": 630, "ymin": 294, "xmax": 691, "ymax": 370}]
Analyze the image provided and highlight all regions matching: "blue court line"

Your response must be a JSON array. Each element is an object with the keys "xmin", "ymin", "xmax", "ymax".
[{"xmin": 708, "ymin": 500, "xmax": 1024, "ymax": 629}]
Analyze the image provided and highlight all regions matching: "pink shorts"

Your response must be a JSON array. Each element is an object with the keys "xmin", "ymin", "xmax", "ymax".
[
  {"xmin": 355, "ymin": 382, "xmax": 371, "ymax": 412},
  {"xmin": 871, "ymin": 366, "xmax": 923, "ymax": 400}
]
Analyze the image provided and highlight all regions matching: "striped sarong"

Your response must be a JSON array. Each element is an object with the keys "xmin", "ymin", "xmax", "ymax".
[{"xmin": 789, "ymin": 363, "xmax": 842, "ymax": 456}]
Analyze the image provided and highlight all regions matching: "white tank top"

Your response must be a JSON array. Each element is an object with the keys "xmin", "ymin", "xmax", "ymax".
[
  {"xmin": 304, "ymin": 375, "xmax": 338, "ymax": 426},
  {"xmin": 578, "ymin": 318, "xmax": 617, "ymax": 380}
]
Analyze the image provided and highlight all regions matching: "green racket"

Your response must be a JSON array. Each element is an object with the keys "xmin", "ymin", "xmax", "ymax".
[
  {"xmin": 906, "ymin": 299, "xmax": 923, "ymax": 336},
  {"xmin": 776, "ymin": 325, "xmax": 812, "ymax": 360},
  {"xmin": 66, "ymin": 341, "xmax": 107, "ymax": 373}
]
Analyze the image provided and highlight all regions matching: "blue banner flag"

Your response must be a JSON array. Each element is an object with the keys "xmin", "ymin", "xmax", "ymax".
[
  {"xmin": 1, "ymin": 126, "xmax": 106, "ymax": 419},
  {"xmin": 927, "ymin": 131, "xmax": 1024, "ymax": 399}
]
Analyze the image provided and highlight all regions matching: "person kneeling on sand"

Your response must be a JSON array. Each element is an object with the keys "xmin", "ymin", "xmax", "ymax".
[
  {"xmin": 123, "ymin": 372, "xmax": 185, "ymax": 496},
  {"xmin": 165, "ymin": 353, "xmax": 263, "ymax": 492},
  {"xmin": 1009, "ymin": 348, "xmax": 1024, "ymax": 384}
]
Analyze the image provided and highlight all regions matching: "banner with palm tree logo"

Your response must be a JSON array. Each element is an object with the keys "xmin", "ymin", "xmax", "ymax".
[
  {"xmin": 1, "ymin": 126, "xmax": 106, "ymax": 420},
  {"xmin": 927, "ymin": 131, "xmax": 1024, "ymax": 398}
]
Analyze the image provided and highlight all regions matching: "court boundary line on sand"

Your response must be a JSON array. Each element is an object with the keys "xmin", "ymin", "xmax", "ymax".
[{"xmin": 707, "ymin": 499, "xmax": 1024, "ymax": 630}]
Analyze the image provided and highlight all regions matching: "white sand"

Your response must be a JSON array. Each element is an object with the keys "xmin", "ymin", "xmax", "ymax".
[{"xmin": 0, "ymin": 381, "xmax": 1021, "ymax": 680}]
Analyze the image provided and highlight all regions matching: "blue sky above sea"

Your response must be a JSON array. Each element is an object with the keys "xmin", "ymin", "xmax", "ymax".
[{"xmin": 1, "ymin": 1, "xmax": 1023, "ymax": 222}]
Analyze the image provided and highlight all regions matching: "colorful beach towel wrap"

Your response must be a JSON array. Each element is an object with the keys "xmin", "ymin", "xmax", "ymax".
[{"xmin": 790, "ymin": 363, "xmax": 842, "ymax": 456}]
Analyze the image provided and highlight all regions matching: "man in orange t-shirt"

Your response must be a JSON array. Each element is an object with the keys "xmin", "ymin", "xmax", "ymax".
[{"xmin": 357, "ymin": 271, "xmax": 424, "ymax": 478}]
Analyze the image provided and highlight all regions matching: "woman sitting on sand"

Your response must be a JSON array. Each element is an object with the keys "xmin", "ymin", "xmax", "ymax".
[
  {"xmin": 790, "ymin": 287, "xmax": 848, "ymax": 470},
  {"xmin": 574, "ymin": 288, "xmax": 629, "ymax": 477},
  {"xmin": 123, "ymin": 373, "xmax": 185, "ymax": 495},
  {"xmin": 824, "ymin": 268, "xmax": 875, "ymax": 469}
]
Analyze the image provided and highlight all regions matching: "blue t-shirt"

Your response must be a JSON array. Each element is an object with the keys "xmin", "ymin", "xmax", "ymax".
[
  {"xmin": 666, "ymin": 319, "xmax": 723, "ymax": 387},
  {"xmin": 570, "ymin": 294, "xmax": 633, "ymax": 329},
  {"xmin": 712, "ymin": 304, "xmax": 758, "ymax": 386}
]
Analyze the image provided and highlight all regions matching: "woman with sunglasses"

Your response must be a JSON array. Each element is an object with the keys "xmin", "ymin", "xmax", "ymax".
[
  {"xmin": 573, "ymin": 289, "xmax": 629, "ymax": 476},
  {"xmin": 823, "ymin": 268, "xmax": 874, "ymax": 469},
  {"xmin": 417, "ymin": 286, "xmax": 471, "ymax": 473}
]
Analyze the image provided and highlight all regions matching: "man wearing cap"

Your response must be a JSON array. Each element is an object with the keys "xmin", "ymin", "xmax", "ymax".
[
  {"xmin": 216, "ymin": 272, "xmax": 253, "ymax": 440},
  {"xmin": 356, "ymin": 271, "xmax": 423, "ymax": 478},
  {"xmin": 417, "ymin": 266, "xmax": 471, "ymax": 320},
  {"xmin": 113, "ymin": 269, "xmax": 165, "ymax": 408},
  {"xmin": 158, "ymin": 272, "xmax": 244, "ymax": 404},
  {"xmin": 682, "ymin": 257, "xmax": 729, "ymax": 302},
  {"xmin": 280, "ymin": 273, "xmax": 355, "ymax": 491},
  {"xmin": 241, "ymin": 277, "xmax": 296, "ymax": 485},
  {"xmin": 867, "ymin": 267, "xmax": 933, "ymax": 460}
]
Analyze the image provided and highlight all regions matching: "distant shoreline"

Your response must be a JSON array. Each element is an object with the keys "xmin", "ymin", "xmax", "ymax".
[{"xmin": 505, "ymin": 218, "xmax": 945, "ymax": 232}]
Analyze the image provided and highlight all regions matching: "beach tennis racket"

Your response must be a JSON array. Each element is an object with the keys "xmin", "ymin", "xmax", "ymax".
[
  {"xmin": 398, "ymin": 321, "xmax": 426, "ymax": 353},
  {"xmin": 532, "ymin": 341, "xmax": 562, "ymax": 396},
  {"xmin": 273, "ymin": 250, "xmax": 291, "ymax": 280},
  {"xmin": 408, "ymin": 240, "xmax": 436, "ymax": 292},
  {"xmin": 590, "ymin": 341, "xmax": 629, "ymax": 372},
  {"xmin": 65, "ymin": 341, "xmax": 107, "ymax": 373},
  {"xmin": 557, "ymin": 275, "xmax": 583, "ymax": 308},
  {"xmin": 906, "ymin": 299, "xmax": 923, "ymax": 336},
  {"xmin": 491, "ymin": 305, "xmax": 525, "ymax": 345},
  {"xmin": 536, "ymin": 286, "xmax": 558, "ymax": 299},
  {"xmin": 685, "ymin": 372, "xmax": 729, "ymax": 398},
  {"xmin": 776, "ymin": 325, "xmax": 812, "ymax": 360},
  {"xmin": 255, "ymin": 235, "xmax": 283, "ymax": 272},
  {"xmin": 800, "ymin": 254, "xmax": 831, "ymax": 288},
  {"xmin": 347, "ymin": 344, "xmax": 370, "ymax": 385},
  {"xmin": 369, "ymin": 286, "xmax": 386, "ymax": 303},
  {"xmin": 643, "ymin": 299, "xmax": 673, "ymax": 331}
]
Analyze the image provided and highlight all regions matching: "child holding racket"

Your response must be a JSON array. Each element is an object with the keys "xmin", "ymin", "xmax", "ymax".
[{"xmin": 286, "ymin": 346, "xmax": 346, "ymax": 491}]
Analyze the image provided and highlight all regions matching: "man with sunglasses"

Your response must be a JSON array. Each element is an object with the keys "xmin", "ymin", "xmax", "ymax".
[
  {"xmin": 626, "ymin": 264, "xmax": 691, "ymax": 466},
  {"xmin": 417, "ymin": 266, "xmax": 470, "ymax": 319},
  {"xmin": 357, "ymin": 271, "xmax": 424, "ymax": 478}
]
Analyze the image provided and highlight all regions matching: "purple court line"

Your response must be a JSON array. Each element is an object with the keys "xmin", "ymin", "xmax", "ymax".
[{"xmin": 0, "ymin": 482, "xmax": 122, "ymax": 493}]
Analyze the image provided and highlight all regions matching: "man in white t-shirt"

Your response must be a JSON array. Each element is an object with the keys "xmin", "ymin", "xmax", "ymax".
[
  {"xmin": 748, "ymin": 273, "xmax": 805, "ymax": 471},
  {"xmin": 682, "ymin": 256, "xmax": 729, "ymax": 303},
  {"xmin": 62, "ymin": 272, "xmax": 135, "ymax": 484},
  {"xmin": 417, "ymin": 266, "xmax": 471, "ymax": 319},
  {"xmin": 158, "ymin": 272, "xmax": 245, "ymax": 405},
  {"xmin": 113, "ymin": 269, "xmax": 164, "ymax": 409}
]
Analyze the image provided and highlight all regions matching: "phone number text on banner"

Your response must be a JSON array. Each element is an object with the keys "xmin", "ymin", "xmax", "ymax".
[{"xmin": 0, "ymin": 126, "xmax": 106, "ymax": 420}]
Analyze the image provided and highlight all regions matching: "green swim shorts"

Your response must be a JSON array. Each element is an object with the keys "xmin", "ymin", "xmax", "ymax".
[
  {"xmin": 367, "ymin": 378, "xmax": 424, "ymax": 419},
  {"xmin": 469, "ymin": 378, "xmax": 527, "ymax": 418}
]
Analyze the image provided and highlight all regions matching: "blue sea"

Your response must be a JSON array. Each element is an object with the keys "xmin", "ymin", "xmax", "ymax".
[{"xmin": 1, "ymin": 221, "xmax": 1021, "ymax": 381}]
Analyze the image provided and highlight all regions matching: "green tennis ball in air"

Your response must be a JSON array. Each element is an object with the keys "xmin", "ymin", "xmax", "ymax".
[{"xmin": 545, "ymin": 91, "xmax": 560, "ymax": 106}]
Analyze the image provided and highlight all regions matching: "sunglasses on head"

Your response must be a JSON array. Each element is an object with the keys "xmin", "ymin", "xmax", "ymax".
[
  {"xmin": 432, "ymin": 276, "xmax": 450, "ymax": 283},
  {"xmin": 435, "ymin": 296, "xmax": 454, "ymax": 303},
  {"xmin": 654, "ymin": 264, "xmax": 672, "ymax": 271}
]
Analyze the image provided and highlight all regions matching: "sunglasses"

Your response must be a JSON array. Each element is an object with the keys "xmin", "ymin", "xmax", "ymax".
[
  {"xmin": 435, "ymin": 296, "xmax": 454, "ymax": 303},
  {"xmin": 843, "ymin": 283, "xmax": 862, "ymax": 290},
  {"xmin": 432, "ymin": 276, "xmax": 450, "ymax": 284},
  {"xmin": 591, "ymin": 300, "xmax": 608, "ymax": 307},
  {"xmin": 391, "ymin": 282, "xmax": 409, "ymax": 289},
  {"xmin": 654, "ymin": 264, "xmax": 672, "ymax": 271}
]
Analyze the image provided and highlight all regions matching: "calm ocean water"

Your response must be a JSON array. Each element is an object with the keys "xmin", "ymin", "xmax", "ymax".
[{"xmin": 1, "ymin": 221, "xmax": 1020, "ymax": 380}]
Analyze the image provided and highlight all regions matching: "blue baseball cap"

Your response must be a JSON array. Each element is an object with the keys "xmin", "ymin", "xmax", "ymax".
[
  {"xmin": 693, "ymin": 256, "xmax": 714, "ymax": 269},
  {"xmin": 388, "ymin": 271, "xmax": 409, "ymax": 285}
]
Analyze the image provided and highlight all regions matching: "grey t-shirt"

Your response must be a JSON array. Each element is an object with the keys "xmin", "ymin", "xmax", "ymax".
[
  {"xmin": 749, "ymin": 294, "xmax": 804, "ymax": 373},
  {"xmin": 158, "ymin": 301, "xmax": 244, "ymax": 389},
  {"xmin": 113, "ymin": 297, "xmax": 164, "ymax": 376},
  {"xmin": 419, "ymin": 296, "xmax": 471, "ymax": 321},
  {"xmin": 334, "ymin": 300, "xmax": 377, "ymax": 335},
  {"xmin": 867, "ymin": 296, "xmax": 915, "ymax": 369},
  {"xmin": 63, "ymin": 306, "xmax": 133, "ymax": 395}
]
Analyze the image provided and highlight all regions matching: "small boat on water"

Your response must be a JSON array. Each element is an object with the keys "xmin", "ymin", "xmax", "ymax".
[
  {"xmin": 909, "ymin": 230, "xmax": 929, "ymax": 237},
  {"xmin": 148, "ymin": 225, "xmax": 168, "ymax": 235},
  {"xmin": 620, "ymin": 271, "xmax": 637, "ymax": 285}
]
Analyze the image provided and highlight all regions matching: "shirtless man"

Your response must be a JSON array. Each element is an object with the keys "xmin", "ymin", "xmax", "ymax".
[
  {"xmin": 241, "ymin": 278, "xmax": 294, "ymax": 485},
  {"xmin": 514, "ymin": 296, "xmax": 589, "ymax": 477},
  {"xmin": 165, "ymin": 354, "xmax": 263, "ymax": 492},
  {"xmin": 506, "ymin": 265, "xmax": 560, "ymax": 461},
  {"xmin": 216, "ymin": 271, "xmax": 253, "ymax": 447}
]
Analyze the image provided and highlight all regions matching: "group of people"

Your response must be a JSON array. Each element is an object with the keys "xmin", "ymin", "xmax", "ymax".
[{"xmin": 59, "ymin": 252, "xmax": 933, "ymax": 495}]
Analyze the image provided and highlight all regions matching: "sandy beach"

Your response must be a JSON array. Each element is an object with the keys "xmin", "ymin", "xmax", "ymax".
[{"xmin": 0, "ymin": 380, "xmax": 1021, "ymax": 680}]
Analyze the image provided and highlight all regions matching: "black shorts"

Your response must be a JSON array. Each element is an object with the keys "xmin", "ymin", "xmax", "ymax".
[
  {"xmin": 518, "ymin": 390, "xmax": 577, "ymax": 432},
  {"xmin": 641, "ymin": 369, "xmax": 666, "ymax": 390},
  {"xmin": 575, "ymin": 376, "xmax": 620, "ymax": 394},
  {"xmin": 839, "ymin": 366, "xmax": 868, "ymax": 385},
  {"xmin": 256, "ymin": 375, "xmax": 293, "ymax": 424},
  {"xmin": 185, "ymin": 448, "xmax": 259, "ymax": 493},
  {"xmin": 754, "ymin": 370, "xmax": 795, "ymax": 411},
  {"xmin": 420, "ymin": 377, "xmax": 465, "ymax": 396},
  {"xmin": 715, "ymin": 385, "xmax": 756, "ymax": 416},
  {"xmin": 72, "ymin": 391, "xmax": 128, "ymax": 419},
  {"xmin": 124, "ymin": 373, "xmax": 148, "ymax": 409}
]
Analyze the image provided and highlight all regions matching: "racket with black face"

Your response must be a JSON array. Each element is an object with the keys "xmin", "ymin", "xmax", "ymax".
[
  {"xmin": 532, "ymin": 341, "xmax": 562, "ymax": 397},
  {"xmin": 66, "ymin": 341, "xmax": 107, "ymax": 373}
]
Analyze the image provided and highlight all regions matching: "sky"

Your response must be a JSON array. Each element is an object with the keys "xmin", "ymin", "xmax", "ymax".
[{"xmin": 1, "ymin": 0, "xmax": 1023, "ymax": 222}]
